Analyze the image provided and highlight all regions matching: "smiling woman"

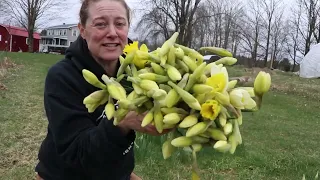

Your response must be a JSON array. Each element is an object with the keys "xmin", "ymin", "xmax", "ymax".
[
  {"xmin": 78, "ymin": 0, "xmax": 131, "ymax": 76},
  {"xmin": 34, "ymin": 0, "xmax": 168, "ymax": 180}
]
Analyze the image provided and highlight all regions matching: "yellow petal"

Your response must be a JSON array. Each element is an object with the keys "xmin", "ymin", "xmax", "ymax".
[
  {"xmin": 140, "ymin": 44, "xmax": 149, "ymax": 52},
  {"xmin": 200, "ymin": 103, "xmax": 213, "ymax": 119},
  {"xmin": 200, "ymin": 100, "xmax": 221, "ymax": 120},
  {"xmin": 206, "ymin": 73, "xmax": 227, "ymax": 93},
  {"xmin": 221, "ymin": 67, "xmax": 229, "ymax": 91},
  {"xmin": 133, "ymin": 56, "xmax": 148, "ymax": 69},
  {"xmin": 123, "ymin": 41, "xmax": 139, "ymax": 55}
]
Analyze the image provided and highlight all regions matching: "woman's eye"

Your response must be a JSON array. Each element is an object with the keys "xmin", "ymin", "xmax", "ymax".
[
  {"xmin": 94, "ymin": 22, "xmax": 107, "ymax": 28},
  {"xmin": 116, "ymin": 22, "xmax": 125, "ymax": 27}
]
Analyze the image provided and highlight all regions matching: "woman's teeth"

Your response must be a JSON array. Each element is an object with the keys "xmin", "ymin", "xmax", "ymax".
[{"xmin": 103, "ymin": 44, "xmax": 118, "ymax": 47}]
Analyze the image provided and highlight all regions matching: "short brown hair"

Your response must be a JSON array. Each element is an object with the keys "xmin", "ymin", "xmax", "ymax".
[{"xmin": 79, "ymin": 0, "xmax": 131, "ymax": 26}]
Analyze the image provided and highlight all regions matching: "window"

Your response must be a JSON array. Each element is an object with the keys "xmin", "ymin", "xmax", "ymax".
[
  {"xmin": 26, "ymin": 38, "xmax": 28, "ymax": 45},
  {"xmin": 73, "ymin": 30, "xmax": 77, "ymax": 36},
  {"xmin": 64, "ymin": 30, "xmax": 67, "ymax": 35},
  {"xmin": 0, "ymin": 35, "xmax": 2, "ymax": 42}
]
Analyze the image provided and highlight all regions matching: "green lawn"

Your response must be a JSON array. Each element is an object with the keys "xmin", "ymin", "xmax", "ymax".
[{"xmin": 0, "ymin": 52, "xmax": 319, "ymax": 180}]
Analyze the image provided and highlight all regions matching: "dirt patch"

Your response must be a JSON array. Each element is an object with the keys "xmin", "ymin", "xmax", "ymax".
[
  {"xmin": 0, "ymin": 57, "xmax": 17, "ymax": 69},
  {"xmin": 0, "ymin": 57, "xmax": 19, "ymax": 90},
  {"xmin": 0, "ymin": 82, "xmax": 7, "ymax": 90},
  {"xmin": 243, "ymin": 67, "xmax": 279, "ymax": 76}
]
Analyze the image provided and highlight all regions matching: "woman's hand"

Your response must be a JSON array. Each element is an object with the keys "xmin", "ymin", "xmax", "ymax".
[
  {"xmin": 130, "ymin": 172, "xmax": 142, "ymax": 180},
  {"xmin": 118, "ymin": 111, "xmax": 171, "ymax": 136}
]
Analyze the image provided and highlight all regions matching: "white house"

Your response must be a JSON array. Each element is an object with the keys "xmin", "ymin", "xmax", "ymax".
[{"xmin": 40, "ymin": 23, "xmax": 80, "ymax": 53}]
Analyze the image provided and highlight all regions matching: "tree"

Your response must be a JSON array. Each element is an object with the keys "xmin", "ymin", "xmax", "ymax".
[
  {"xmin": 270, "ymin": 10, "xmax": 287, "ymax": 69},
  {"xmin": 2, "ymin": 0, "xmax": 67, "ymax": 52},
  {"xmin": 286, "ymin": 2, "xmax": 304, "ymax": 72},
  {"xmin": 0, "ymin": 1, "xmax": 4, "ymax": 12},
  {"xmin": 297, "ymin": 0, "xmax": 320, "ymax": 55},
  {"xmin": 190, "ymin": 4, "xmax": 211, "ymax": 48},
  {"xmin": 260, "ymin": 0, "xmax": 282, "ymax": 67},
  {"xmin": 136, "ymin": 0, "xmax": 203, "ymax": 47},
  {"xmin": 238, "ymin": 0, "xmax": 264, "ymax": 67}
]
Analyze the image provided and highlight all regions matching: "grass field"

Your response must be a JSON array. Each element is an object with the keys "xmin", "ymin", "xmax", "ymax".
[{"xmin": 0, "ymin": 52, "xmax": 319, "ymax": 180}]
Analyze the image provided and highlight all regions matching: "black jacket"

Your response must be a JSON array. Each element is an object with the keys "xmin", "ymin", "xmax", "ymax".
[{"xmin": 35, "ymin": 36, "xmax": 136, "ymax": 180}]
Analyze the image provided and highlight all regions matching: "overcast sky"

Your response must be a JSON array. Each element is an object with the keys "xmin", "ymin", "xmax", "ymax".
[{"xmin": 48, "ymin": 0, "xmax": 295, "ymax": 38}]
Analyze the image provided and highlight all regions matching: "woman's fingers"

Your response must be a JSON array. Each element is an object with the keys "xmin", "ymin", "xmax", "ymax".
[{"xmin": 141, "ymin": 124, "xmax": 175, "ymax": 136}]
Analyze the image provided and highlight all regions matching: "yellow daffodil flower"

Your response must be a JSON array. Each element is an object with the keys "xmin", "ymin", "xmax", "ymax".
[
  {"xmin": 205, "ymin": 63, "xmax": 229, "ymax": 94},
  {"xmin": 229, "ymin": 89, "xmax": 256, "ymax": 110},
  {"xmin": 123, "ymin": 41, "xmax": 149, "ymax": 69},
  {"xmin": 206, "ymin": 73, "xmax": 227, "ymax": 93},
  {"xmin": 200, "ymin": 100, "xmax": 221, "ymax": 120},
  {"xmin": 123, "ymin": 41, "xmax": 139, "ymax": 55}
]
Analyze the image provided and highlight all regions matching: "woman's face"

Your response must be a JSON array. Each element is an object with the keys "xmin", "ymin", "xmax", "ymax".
[{"xmin": 79, "ymin": 1, "xmax": 129, "ymax": 62}]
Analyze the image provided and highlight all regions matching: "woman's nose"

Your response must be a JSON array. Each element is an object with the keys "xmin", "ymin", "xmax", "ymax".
[{"xmin": 107, "ymin": 25, "xmax": 117, "ymax": 37}]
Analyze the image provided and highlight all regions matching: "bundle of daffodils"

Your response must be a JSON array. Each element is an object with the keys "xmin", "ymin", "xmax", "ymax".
[{"xmin": 82, "ymin": 32, "xmax": 271, "ymax": 179}]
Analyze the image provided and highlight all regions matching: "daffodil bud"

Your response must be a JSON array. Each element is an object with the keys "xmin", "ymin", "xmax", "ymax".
[
  {"xmin": 162, "ymin": 140, "xmax": 176, "ymax": 159},
  {"xmin": 199, "ymin": 47, "xmax": 233, "ymax": 57},
  {"xmin": 254, "ymin": 71, "xmax": 271, "ymax": 96},
  {"xmin": 214, "ymin": 92, "xmax": 230, "ymax": 106},
  {"xmin": 214, "ymin": 57, "xmax": 238, "ymax": 66},
  {"xmin": 235, "ymin": 87, "xmax": 255, "ymax": 97}
]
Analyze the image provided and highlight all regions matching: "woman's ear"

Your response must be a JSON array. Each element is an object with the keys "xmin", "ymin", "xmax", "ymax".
[{"xmin": 78, "ymin": 23, "xmax": 86, "ymax": 39}]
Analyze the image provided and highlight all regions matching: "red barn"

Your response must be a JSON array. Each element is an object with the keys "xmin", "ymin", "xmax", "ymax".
[{"xmin": 0, "ymin": 24, "xmax": 40, "ymax": 52}]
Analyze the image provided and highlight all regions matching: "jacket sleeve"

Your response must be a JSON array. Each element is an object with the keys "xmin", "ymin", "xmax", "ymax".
[{"xmin": 43, "ymin": 66, "xmax": 135, "ymax": 170}]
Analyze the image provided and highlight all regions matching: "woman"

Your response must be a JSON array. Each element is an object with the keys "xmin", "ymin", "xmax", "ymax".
[{"xmin": 35, "ymin": 0, "xmax": 166, "ymax": 179}]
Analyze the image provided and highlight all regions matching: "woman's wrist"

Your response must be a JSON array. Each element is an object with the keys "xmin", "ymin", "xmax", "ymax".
[{"xmin": 117, "ymin": 120, "xmax": 131, "ymax": 135}]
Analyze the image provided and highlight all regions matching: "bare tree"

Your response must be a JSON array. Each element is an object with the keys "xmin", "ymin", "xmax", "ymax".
[
  {"xmin": 238, "ymin": 0, "xmax": 264, "ymax": 67},
  {"xmin": 136, "ymin": 0, "xmax": 202, "ymax": 46},
  {"xmin": 260, "ymin": 0, "xmax": 282, "ymax": 67},
  {"xmin": 0, "ymin": 1, "xmax": 4, "ymax": 12},
  {"xmin": 286, "ymin": 2, "xmax": 304, "ymax": 71},
  {"xmin": 269, "ymin": 9, "xmax": 287, "ymax": 69},
  {"xmin": 2, "ymin": 0, "xmax": 67, "ymax": 52},
  {"xmin": 315, "ymin": 14, "xmax": 320, "ymax": 43},
  {"xmin": 313, "ymin": 1, "xmax": 320, "ymax": 43},
  {"xmin": 191, "ymin": 4, "xmax": 211, "ymax": 48},
  {"xmin": 297, "ymin": 0, "xmax": 320, "ymax": 55},
  {"xmin": 220, "ymin": 1, "xmax": 244, "ymax": 50},
  {"xmin": 190, "ymin": 0, "xmax": 244, "ymax": 52},
  {"xmin": 135, "ymin": 6, "xmax": 173, "ymax": 43}
]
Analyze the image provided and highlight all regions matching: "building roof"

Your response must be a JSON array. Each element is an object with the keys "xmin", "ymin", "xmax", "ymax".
[
  {"xmin": 0, "ymin": 24, "xmax": 41, "ymax": 39},
  {"xmin": 46, "ymin": 23, "xmax": 78, "ymax": 30}
]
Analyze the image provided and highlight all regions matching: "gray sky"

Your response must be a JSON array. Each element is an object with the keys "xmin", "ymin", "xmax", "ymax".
[
  {"xmin": 55, "ymin": 0, "xmax": 295, "ymax": 23},
  {"xmin": 52, "ymin": 0, "xmax": 142, "ymax": 24},
  {"xmin": 0, "ymin": 0, "xmax": 296, "ymax": 30},
  {"xmin": 48, "ymin": 0, "xmax": 295, "ymax": 38}
]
